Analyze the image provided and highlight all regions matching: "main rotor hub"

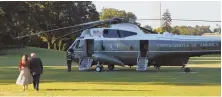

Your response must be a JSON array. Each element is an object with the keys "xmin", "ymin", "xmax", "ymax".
[{"xmin": 110, "ymin": 17, "xmax": 123, "ymax": 24}]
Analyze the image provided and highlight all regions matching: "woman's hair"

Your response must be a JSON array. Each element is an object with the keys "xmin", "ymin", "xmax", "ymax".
[{"xmin": 21, "ymin": 54, "xmax": 29, "ymax": 66}]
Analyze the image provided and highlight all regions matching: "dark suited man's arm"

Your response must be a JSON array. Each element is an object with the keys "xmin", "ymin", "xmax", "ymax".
[
  {"xmin": 29, "ymin": 60, "xmax": 32, "ymax": 72},
  {"xmin": 40, "ymin": 59, "xmax": 43, "ymax": 73}
]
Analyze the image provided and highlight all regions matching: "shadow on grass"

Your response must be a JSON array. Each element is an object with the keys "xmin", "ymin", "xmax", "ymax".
[
  {"xmin": 188, "ymin": 61, "xmax": 221, "ymax": 64},
  {"xmin": 0, "ymin": 83, "xmax": 11, "ymax": 85},
  {"xmin": 81, "ymin": 82, "xmax": 220, "ymax": 86},
  {"xmin": 45, "ymin": 88, "xmax": 152, "ymax": 91},
  {"xmin": 0, "ymin": 66, "xmax": 220, "ymax": 86}
]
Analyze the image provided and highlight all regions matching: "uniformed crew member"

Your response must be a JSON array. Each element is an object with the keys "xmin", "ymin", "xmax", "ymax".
[{"xmin": 67, "ymin": 49, "xmax": 73, "ymax": 72}]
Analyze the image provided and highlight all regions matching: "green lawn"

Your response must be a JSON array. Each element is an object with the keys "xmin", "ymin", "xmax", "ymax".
[{"xmin": 0, "ymin": 47, "xmax": 221, "ymax": 96}]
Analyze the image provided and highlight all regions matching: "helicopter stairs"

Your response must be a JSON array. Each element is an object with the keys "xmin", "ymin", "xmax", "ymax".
[
  {"xmin": 136, "ymin": 52, "xmax": 148, "ymax": 71},
  {"xmin": 79, "ymin": 57, "xmax": 93, "ymax": 71}
]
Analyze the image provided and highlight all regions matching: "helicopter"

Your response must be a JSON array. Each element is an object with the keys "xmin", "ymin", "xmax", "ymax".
[{"xmin": 14, "ymin": 17, "xmax": 221, "ymax": 72}]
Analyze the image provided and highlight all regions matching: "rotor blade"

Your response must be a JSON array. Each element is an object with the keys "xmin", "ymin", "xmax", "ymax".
[
  {"xmin": 138, "ymin": 26, "xmax": 157, "ymax": 34},
  {"xmin": 47, "ymin": 17, "xmax": 122, "ymax": 32},
  {"xmin": 53, "ymin": 24, "xmax": 97, "ymax": 42},
  {"xmin": 137, "ymin": 19, "xmax": 221, "ymax": 22},
  {"xmin": 14, "ymin": 32, "xmax": 43, "ymax": 39},
  {"xmin": 13, "ymin": 21, "xmax": 105, "ymax": 39},
  {"xmin": 13, "ymin": 17, "xmax": 123, "ymax": 39}
]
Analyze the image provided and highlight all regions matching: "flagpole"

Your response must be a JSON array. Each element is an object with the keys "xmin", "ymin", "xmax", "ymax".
[{"xmin": 160, "ymin": 1, "xmax": 161, "ymax": 27}]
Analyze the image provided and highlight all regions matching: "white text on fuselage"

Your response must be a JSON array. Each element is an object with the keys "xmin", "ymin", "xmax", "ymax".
[{"xmin": 157, "ymin": 43, "xmax": 220, "ymax": 48}]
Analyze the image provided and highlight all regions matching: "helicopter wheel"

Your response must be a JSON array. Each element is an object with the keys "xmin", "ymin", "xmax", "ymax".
[
  {"xmin": 157, "ymin": 65, "xmax": 160, "ymax": 69},
  {"xmin": 154, "ymin": 65, "xmax": 160, "ymax": 69},
  {"xmin": 95, "ymin": 66, "xmax": 103, "ymax": 72},
  {"xmin": 95, "ymin": 61, "xmax": 103, "ymax": 72},
  {"xmin": 184, "ymin": 67, "xmax": 190, "ymax": 73},
  {"xmin": 181, "ymin": 65, "xmax": 185, "ymax": 70},
  {"xmin": 108, "ymin": 64, "xmax": 115, "ymax": 71}
]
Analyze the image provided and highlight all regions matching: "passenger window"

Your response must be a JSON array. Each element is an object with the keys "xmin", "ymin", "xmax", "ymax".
[
  {"xmin": 103, "ymin": 29, "xmax": 120, "ymax": 38},
  {"xmin": 119, "ymin": 30, "xmax": 137, "ymax": 37}
]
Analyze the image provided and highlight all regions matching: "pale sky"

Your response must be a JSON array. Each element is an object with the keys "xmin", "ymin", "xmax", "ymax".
[{"xmin": 93, "ymin": 1, "xmax": 221, "ymax": 30}]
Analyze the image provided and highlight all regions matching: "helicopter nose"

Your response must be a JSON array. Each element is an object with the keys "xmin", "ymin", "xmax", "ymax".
[
  {"xmin": 68, "ymin": 48, "xmax": 74, "ymax": 53},
  {"xmin": 67, "ymin": 48, "xmax": 74, "ymax": 58}
]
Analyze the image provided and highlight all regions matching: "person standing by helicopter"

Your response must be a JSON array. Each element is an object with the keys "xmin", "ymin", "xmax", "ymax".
[{"xmin": 67, "ymin": 49, "xmax": 73, "ymax": 72}]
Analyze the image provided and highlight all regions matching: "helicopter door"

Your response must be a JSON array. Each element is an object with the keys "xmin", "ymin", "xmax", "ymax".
[
  {"xmin": 84, "ymin": 39, "xmax": 94, "ymax": 57},
  {"xmin": 140, "ymin": 40, "xmax": 148, "ymax": 57}
]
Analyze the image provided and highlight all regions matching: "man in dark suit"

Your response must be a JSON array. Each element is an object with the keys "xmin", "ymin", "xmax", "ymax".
[{"xmin": 29, "ymin": 53, "xmax": 43, "ymax": 91}]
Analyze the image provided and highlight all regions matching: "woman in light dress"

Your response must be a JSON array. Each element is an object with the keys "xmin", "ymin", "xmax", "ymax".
[{"xmin": 16, "ymin": 54, "xmax": 33, "ymax": 91}]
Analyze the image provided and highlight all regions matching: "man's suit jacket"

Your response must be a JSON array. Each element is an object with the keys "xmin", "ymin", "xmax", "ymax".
[{"xmin": 29, "ymin": 57, "xmax": 43, "ymax": 75}]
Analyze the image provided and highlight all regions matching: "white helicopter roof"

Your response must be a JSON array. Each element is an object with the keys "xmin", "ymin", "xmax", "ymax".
[
  {"xmin": 110, "ymin": 23, "xmax": 144, "ymax": 35},
  {"xmin": 162, "ymin": 31, "xmax": 173, "ymax": 36},
  {"xmin": 125, "ymin": 33, "xmax": 221, "ymax": 41},
  {"xmin": 81, "ymin": 23, "xmax": 221, "ymax": 42}
]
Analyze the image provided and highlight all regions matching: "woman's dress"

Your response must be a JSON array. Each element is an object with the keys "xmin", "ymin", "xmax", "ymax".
[{"xmin": 16, "ymin": 61, "xmax": 33, "ymax": 86}]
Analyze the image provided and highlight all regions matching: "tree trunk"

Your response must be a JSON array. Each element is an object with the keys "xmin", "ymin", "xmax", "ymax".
[
  {"xmin": 58, "ymin": 39, "xmax": 63, "ymax": 51},
  {"xmin": 62, "ymin": 43, "xmax": 67, "ymax": 51},
  {"xmin": 53, "ymin": 42, "xmax": 57, "ymax": 50},
  {"xmin": 47, "ymin": 42, "xmax": 51, "ymax": 49}
]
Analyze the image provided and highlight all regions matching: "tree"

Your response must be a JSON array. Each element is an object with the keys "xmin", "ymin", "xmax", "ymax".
[
  {"xmin": 0, "ymin": 1, "xmax": 99, "ymax": 51},
  {"xmin": 195, "ymin": 25, "xmax": 212, "ymax": 35},
  {"xmin": 143, "ymin": 25, "xmax": 153, "ymax": 31},
  {"xmin": 0, "ymin": 2, "xmax": 37, "ymax": 46},
  {"xmin": 29, "ymin": 1, "xmax": 99, "ymax": 50},
  {"xmin": 214, "ymin": 24, "xmax": 221, "ymax": 34},
  {"xmin": 99, "ymin": 8, "xmax": 137, "ymax": 22},
  {"xmin": 154, "ymin": 25, "xmax": 206, "ymax": 35},
  {"xmin": 125, "ymin": 12, "xmax": 137, "ymax": 22},
  {"xmin": 153, "ymin": 27, "xmax": 164, "ymax": 33},
  {"xmin": 171, "ymin": 26, "xmax": 180, "ymax": 35},
  {"xmin": 162, "ymin": 9, "xmax": 172, "ymax": 32}
]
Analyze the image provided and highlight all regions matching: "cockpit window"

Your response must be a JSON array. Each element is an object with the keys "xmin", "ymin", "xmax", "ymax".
[
  {"xmin": 75, "ymin": 40, "xmax": 84, "ymax": 49},
  {"xmin": 103, "ymin": 29, "xmax": 120, "ymax": 38},
  {"xmin": 119, "ymin": 30, "xmax": 137, "ymax": 37},
  {"xmin": 80, "ymin": 29, "xmax": 91, "ymax": 37}
]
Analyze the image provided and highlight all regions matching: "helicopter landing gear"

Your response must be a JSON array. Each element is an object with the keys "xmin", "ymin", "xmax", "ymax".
[
  {"xmin": 152, "ymin": 61, "xmax": 160, "ymax": 70},
  {"xmin": 128, "ymin": 65, "xmax": 133, "ymax": 68},
  {"xmin": 181, "ymin": 65, "xmax": 190, "ymax": 73},
  {"xmin": 108, "ymin": 64, "xmax": 115, "ymax": 71},
  {"xmin": 184, "ymin": 67, "xmax": 190, "ymax": 73},
  {"xmin": 95, "ymin": 61, "xmax": 103, "ymax": 72},
  {"xmin": 181, "ymin": 65, "xmax": 185, "ymax": 70},
  {"xmin": 154, "ymin": 65, "xmax": 160, "ymax": 69}
]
